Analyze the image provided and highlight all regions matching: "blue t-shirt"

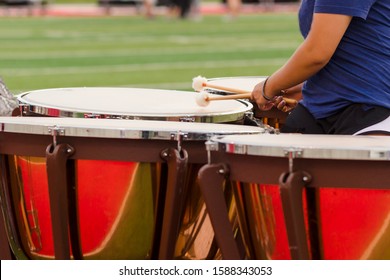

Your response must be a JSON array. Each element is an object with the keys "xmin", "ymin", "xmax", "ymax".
[{"xmin": 298, "ymin": 0, "xmax": 390, "ymax": 119}]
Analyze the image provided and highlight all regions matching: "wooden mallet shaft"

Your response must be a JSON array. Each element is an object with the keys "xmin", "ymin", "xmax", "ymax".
[
  {"xmin": 207, "ymin": 92, "xmax": 297, "ymax": 105},
  {"xmin": 201, "ymin": 82, "xmax": 249, "ymax": 95}
]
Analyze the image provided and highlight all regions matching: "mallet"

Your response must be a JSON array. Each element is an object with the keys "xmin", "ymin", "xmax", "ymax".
[
  {"xmin": 192, "ymin": 75, "xmax": 249, "ymax": 94},
  {"xmin": 193, "ymin": 75, "xmax": 297, "ymax": 107},
  {"xmin": 195, "ymin": 91, "xmax": 252, "ymax": 107},
  {"xmin": 195, "ymin": 90, "xmax": 298, "ymax": 107}
]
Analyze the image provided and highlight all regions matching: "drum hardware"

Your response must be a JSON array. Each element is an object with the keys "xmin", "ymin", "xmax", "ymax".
[
  {"xmin": 159, "ymin": 147, "xmax": 188, "ymax": 259},
  {"xmin": 251, "ymin": 114, "xmax": 278, "ymax": 132},
  {"xmin": 197, "ymin": 163, "xmax": 243, "ymax": 260},
  {"xmin": 159, "ymin": 130, "xmax": 206, "ymax": 259},
  {"xmin": 255, "ymin": 109, "xmax": 287, "ymax": 130},
  {"xmin": 179, "ymin": 117, "xmax": 195, "ymax": 122},
  {"xmin": 283, "ymin": 148, "xmax": 303, "ymax": 173},
  {"xmin": 366, "ymin": 149, "xmax": 390, "ymax": 160},
  {"xmin": 19, "ymin": 104, "xmax": 27, "ymax": 115},
  {"xmin": 279, "ymin": 170, "xmax": 312, "ymax": 260},
  {"xmin": 169, "ymin": 132, "xmax": 188, "ymax": 154},
  {"xmin": 205, "ymin": 140, "xmax": 217, "ymax": 164},
  {"xmin": 83, "ymin": 113, "xmax": 102, "ymax": 119},
  {"xmin": 47, "ymin": 126, "xmax": 78, "ymax": 259},
  {"xmin": 198, "ymin": 153, "xmax": 314, "ymax": 260},
  {"xmin": 244, "ymin": 111, "xmax": 254, "ymax": 120},
  {"xmin": 46, "ymin": 142, "xmax": 76, "ymax": 260},
  {"xmin": 48, "ymin": 126, "xmax": 65, "ymax": 148},
  {"xmin": 244, "ymin": 111, "xmax": 279, "ymax": 134},
  {"xmin": 199, "ymin": 134, "xmax": 390, "ymax": 260}
]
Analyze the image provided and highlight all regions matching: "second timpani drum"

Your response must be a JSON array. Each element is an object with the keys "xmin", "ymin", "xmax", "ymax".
[
  {"xmin": 198, "ymin": 134, "xmax": 390, "ymax": 260},
  {"xmin": 201, "ymin": 76, "xmax": 289, "ymax": 129},
  {"xmin": 0, "ymin": 117, "xmax": 265, "ymax": 260}
]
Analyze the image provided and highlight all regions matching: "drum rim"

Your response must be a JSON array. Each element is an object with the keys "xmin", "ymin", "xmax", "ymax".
[
  {"xmin": 0, "ymin": 117, "xmax": 265, "ymax": 141},
  {"xmin": 17, "ymin": 88, "xmax": 253, "ymax": 123},
  {"xmin": 209, "ymin": 134, "xmax": 390, "ymax": 161}
]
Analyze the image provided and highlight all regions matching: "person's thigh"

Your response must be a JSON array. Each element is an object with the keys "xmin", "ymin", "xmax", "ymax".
[
  {"xmin": 325, "ymin": 104, "xmax": 390, "ymax": 135},
  {"xmin": 281, "ymin": 104, "xmax": 326, "ymax": 134}
]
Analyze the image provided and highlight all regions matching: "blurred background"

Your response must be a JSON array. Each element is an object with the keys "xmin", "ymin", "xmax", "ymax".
[{"xmin": 0, "ymin": 0, "xmax": 302, "ymax": 94}]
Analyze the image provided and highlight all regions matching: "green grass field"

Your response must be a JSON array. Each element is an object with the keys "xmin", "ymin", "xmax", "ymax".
[{"xmin": 0, "ymin": 13, "xmax": 302, "ymax": 94}]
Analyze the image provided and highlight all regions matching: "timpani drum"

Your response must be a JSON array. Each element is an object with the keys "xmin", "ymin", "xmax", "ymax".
[
  {"xmin": 0, "ymin": 117, "xmax": 265, "ymax": 260},
  {"xmin": 198, "ymin": 134, "xmax": 390, "ymax": 260},
  {"xmin": 201, "ymin": 77, "xmax": 289, "ymax": 129},
  {"xmin": 17, "ymin": 87, "xmax": 253, "ymax": 124}
]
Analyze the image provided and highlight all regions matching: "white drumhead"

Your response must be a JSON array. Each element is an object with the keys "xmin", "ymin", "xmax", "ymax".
[
  {"xmin": 211, "ymin": 133, "xmax": 390, "ymax": 160},
  {"xmin": 0, "ymin": 117, "xmax": 265, "ymax": 141},
  {"xmin": 206, "ymin": 76, "xmax": 267, "ymax": 93},
  {"xmin": 18, "ymin": 87, "xmax": 252, "ymax": 122}
]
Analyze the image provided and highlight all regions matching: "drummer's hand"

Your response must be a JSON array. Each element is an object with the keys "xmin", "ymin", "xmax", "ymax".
[
  {"xmin": 274, "ymin": 84, "xmax": 302, "ymax": 112},
  {"xmin": 251, "ymin": 80, "xmax": 275, "ymax": 111},
  {"xmin": 273, "ymin": 96, "xmax": 297, "ymax": 112},
  {"xmin": 281, "ymin": 84, "xmax": 303, "ymax": 101}
]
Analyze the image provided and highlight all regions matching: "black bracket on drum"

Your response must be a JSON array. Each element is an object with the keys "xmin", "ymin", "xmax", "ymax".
[
  {"xmin": 46, "ymin": 143, "xmax": 77, "ymax": 260},
  {"xmin": 158, "ymin": 147, "xmax": 188, "ymax": 260},
  {"xmin": 279, "ymin": 170, "xmax": 312, "ymax": 260},
  {"xmin": 199, "ymin": 162, "xmax": 314, "ymax": 260},
  {"xmin": 0, "ymin": 208, "xmax": 13, "ymax": 259},
  {"xmin": 198, "ymin": 163, "xmax": 242, "ymax": 260}
]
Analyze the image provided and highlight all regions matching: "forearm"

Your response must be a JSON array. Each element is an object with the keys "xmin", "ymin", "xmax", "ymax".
[{"xmin": 265, "ymin": 41, "xmax": 329, "ymax": 97}]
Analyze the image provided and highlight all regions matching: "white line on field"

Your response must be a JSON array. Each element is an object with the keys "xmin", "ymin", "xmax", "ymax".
[
  {"xmin": 0, "ymin": 42, "xmax": 300, "ymax": 59},
  {"xmin": 2, "ymin": 58, "xmax": 287, "ymax": 76}
]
